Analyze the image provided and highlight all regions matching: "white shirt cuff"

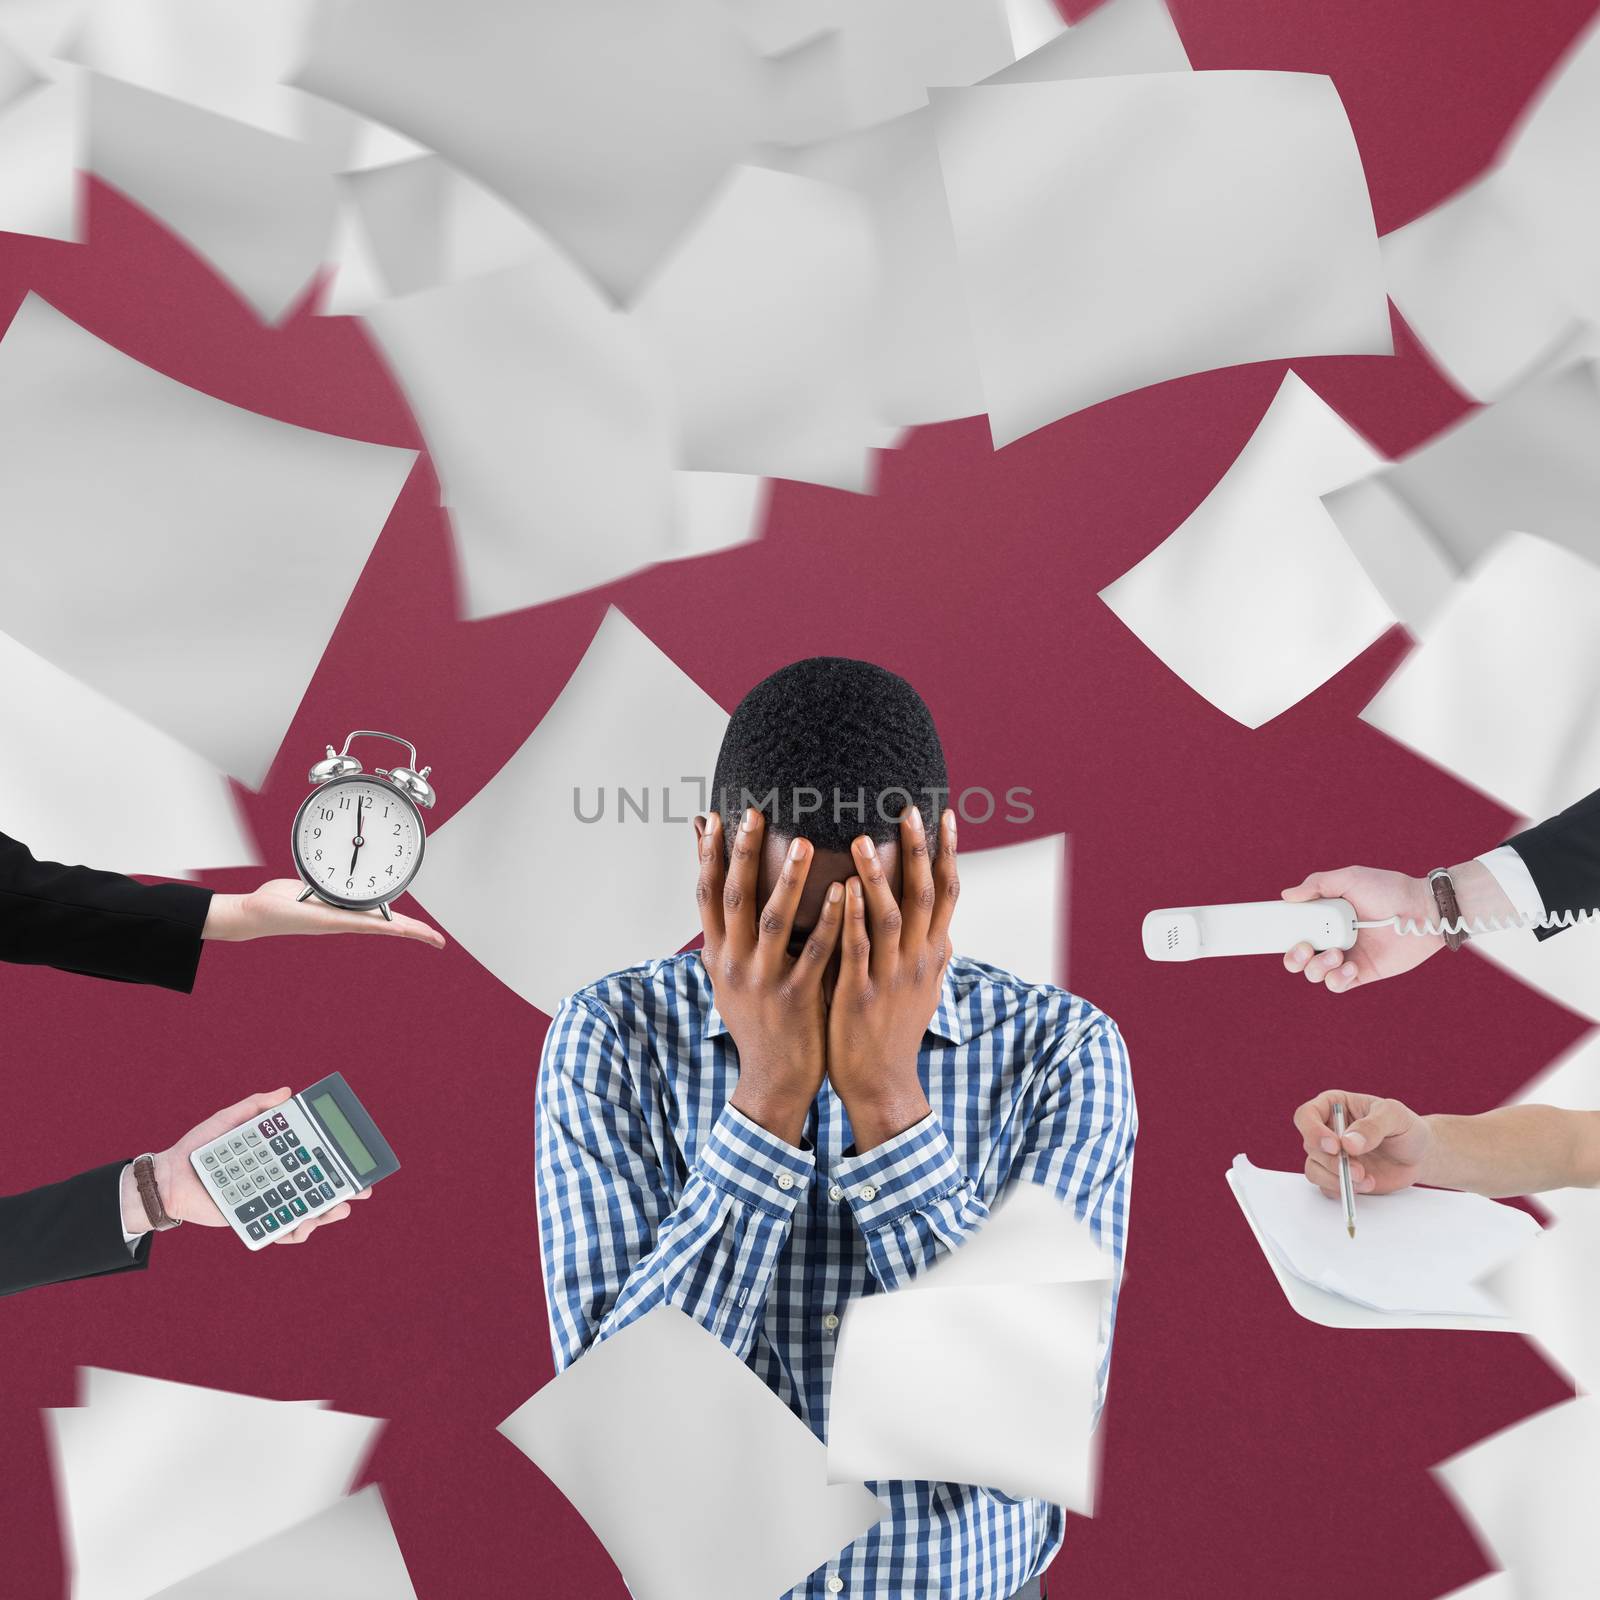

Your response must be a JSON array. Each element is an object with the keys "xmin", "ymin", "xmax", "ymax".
[
  {"xmin": 1476, "ymin": 845, "xmax": 1547, "ymax": 925},
  {"xmin": 119, "ymin": 1163, "xmax": 142, "ymax": 1254}
]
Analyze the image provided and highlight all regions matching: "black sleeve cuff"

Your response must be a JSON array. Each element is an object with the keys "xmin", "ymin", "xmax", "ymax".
[
  {"xmin": 0, "ymin": 1160, "xmax": 154, "ymax": 1300},
  {"xmin": 1504, "ymin": 789, "xmax": 1600, "ymax": 942}
]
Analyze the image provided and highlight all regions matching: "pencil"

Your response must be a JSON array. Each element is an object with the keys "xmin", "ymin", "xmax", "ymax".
[{"xmin": 1333, "ymin": 1101, "xmax": 1357, "ymax": 1239}]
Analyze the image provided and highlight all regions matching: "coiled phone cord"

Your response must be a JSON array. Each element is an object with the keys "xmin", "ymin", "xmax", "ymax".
[{"xmin": 1352, "ymin": 907, "xmax": 1600, "ymax": 937}]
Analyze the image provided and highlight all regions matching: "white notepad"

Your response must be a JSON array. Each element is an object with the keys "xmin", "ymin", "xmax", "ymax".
[{"xmin": 1228, "ymin": 1155, "xmax": 1538, "ymax": 1323}]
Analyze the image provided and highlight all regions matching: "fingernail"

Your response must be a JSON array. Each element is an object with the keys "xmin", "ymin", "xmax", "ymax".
[
  {"xmin": 1320, "ymin": 1137, "xmax": 1338, "ymax": 1154},
  {"xmin": 945, "ymin": 810, "xmax": 957, "ymax": 841},
  {"xmin": 908, "ymin": 805, "xmax": 923, "ymax": 833},
  {"xmin": 788, "ymin": 837, "xmax": 806, "ymax": 862},
  {"xmin": 743, "ymin": 807, "xmax": 759, "ymax": 830},
  {"xmin": 1358, "ymin": 1177, "xmax": 1375, "ymax": 1192},
  {"xmin": 827, "ymin": 883, "xmax": 842, "ymax": 904},
  {"xmin": 859, "ymin": 837, "xmax": 877, "ymax": 859},
  {"xmin": 1344, "ymin": 1131, "xmax": 1367, "ymax": 1153},
  {"xmin": 708, "ymin": 811, "xmax": 721, "ymax": 833},
  {"xmin": 850, "ymin": 879, "xmax": 863, "ymax": 900}
]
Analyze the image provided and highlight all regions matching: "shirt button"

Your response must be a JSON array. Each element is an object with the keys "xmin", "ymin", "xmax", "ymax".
[
  {"xmin": 776, "ymin": 1173, "xmax": 795, "ymax": 1191},
  {"xmin": 828, "ymin": 1183, "xmax": 844, "ymax": 1202},
  {"xmin": 826, "ymin": 1579, "xmax": 844, "ymax": 1594},
  {"xmin": 822, "ymin": 1313, "xmax": 840, "ymax": 1333},
  {"xmin": 858, "ymin": 1184, "xmax": 877, "ymax": 1202}
]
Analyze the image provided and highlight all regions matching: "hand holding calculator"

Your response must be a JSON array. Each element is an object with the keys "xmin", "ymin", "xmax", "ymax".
[{"xmin": 190, "ymin": 1072, "xmax": 398, "ymax": 1250}]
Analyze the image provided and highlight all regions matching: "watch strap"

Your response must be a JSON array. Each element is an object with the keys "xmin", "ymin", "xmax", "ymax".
[
  {"xmin": 1428, "ymin": 868, "xmax": 1469, "ymax": 951},
  {"xmin": 133, "ymin": 1153, "xmax": 182, "ymax": 1230}
]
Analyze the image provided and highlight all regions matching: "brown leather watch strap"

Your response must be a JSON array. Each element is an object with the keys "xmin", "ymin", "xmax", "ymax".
[
  {"xmin": 1428, "ymin": 868, "xmax": 1469, "ymax": 952},
  {"xmin": 133, "ymin": 1153, "xmax": 182, "ymax": 1231}
]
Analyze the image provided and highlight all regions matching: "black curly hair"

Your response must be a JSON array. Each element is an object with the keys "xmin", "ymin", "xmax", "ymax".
[{"xmin": 711, "ymin": 657, "xmax": 948, "ymax": 856}]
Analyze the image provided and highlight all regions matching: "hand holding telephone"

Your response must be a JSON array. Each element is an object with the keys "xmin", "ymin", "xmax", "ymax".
[
  {"xmin": 1142, "ymin": 897, "xmax": 1599, "ymax": 961},
  {"xmin": 190, "ymin": 1072, "xmax": 398, "ymax": 1249}
]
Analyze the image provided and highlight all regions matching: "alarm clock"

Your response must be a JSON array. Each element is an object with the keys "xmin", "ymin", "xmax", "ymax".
[{"xmin": 291, "ymin": 730, "xmax": 436, "ymax": 919}]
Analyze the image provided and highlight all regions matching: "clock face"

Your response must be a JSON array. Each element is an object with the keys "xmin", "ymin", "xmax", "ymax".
[{"xmin": 292, "ymin": 777, "xmax": 425, "ymax": 908}]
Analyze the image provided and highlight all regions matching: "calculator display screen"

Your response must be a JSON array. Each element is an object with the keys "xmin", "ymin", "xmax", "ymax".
[{"xmin": 311, "ymin": 1092, "xmax": 378, "ymax": 1177}]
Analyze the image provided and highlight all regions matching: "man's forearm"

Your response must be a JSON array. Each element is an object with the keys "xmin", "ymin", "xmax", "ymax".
[{"xmin": 1419, "ymin": 1106, "xmax": 1600, "ymax": 1197}]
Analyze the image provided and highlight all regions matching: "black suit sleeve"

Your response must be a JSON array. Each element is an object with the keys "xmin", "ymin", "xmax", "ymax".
[
  {"xmin": 1504, "ymin": 788, "xmax": 1600, "ymax": 941},
  {"xmin": 0, "ymin": 831, "xmax": 213, "ymax": 991},
  {"xmin": 0, "ymin": 1160, "xmax": 153, "ymax": 1299}
]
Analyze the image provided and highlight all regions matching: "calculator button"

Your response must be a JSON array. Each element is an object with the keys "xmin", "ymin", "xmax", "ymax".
[
  {"xmin": 285, "ymin": 1132, "xmax": 301, "ymax": 1148},
  {"xmin": 272, "ymin": 1113, "xmax": 289, "ymax": 1131},
  {"xmin": 230, "ymin": 1135, "xmax": 247, "ymax": 1151},
  {"xmin": 244, "ymin": 1130, "xmax": 260, "ymax": 1145},
  {"xmin": 269, "ymin": 1135, "xmax": 287, "ymax": 1155},
  {"xmin": 268, "ymin": 1163, "xmax": 285, "ymax": 1178},
  {"xmin": 318, "ymin": 1183, "xmax": 335, "ymax": 1203},
  {"xmin": 274, "ymin": 1206, "xmax": 294, "ymax": 1226},
  {"xmin": 307, "ymin": 1165, "xmax": 325, "ymax": 1184},
  {"xmin": 241, "ymin": 1156, "xmax": 258, "ymax": 1171},
  {"xmin": 246, "ymin": 1221, "xmax": 265, "ymax": 1241},
  {"xmin": 235, "ymin": 1198, "xmax": 267, "ymax": 1222},
  {"xmin": 219, "ymin": 1186, "xmax": 237, "ymax": 1203},
  {"xmin": 294, "ymin": 1172, "xmax": 315, "ymax": 1192},
  {"xmin": 201, "ymin": 1151, "xmax": 217, "ymax": 1168},
  {"xmin": 261, "ymin": 1212, "xmax": 280, "ymax": 1232},
  {"xmin": 283, "ymin": 1153, "xmax": 300, "ymax": 1171},
  {"xmin": 289, "ymin": 1196, "xmax": 308, "ymax": 1217}
]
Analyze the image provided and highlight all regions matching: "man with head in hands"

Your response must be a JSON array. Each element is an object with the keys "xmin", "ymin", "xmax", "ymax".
[{"xmin": 536, "ymin": 656, "xmax": 1135, "ymax": 1600}]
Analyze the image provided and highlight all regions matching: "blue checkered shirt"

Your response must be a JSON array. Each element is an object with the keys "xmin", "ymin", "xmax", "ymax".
[{"xmin": 536, "ymin": 952, "xmax": 1136, "ymax": 1600}]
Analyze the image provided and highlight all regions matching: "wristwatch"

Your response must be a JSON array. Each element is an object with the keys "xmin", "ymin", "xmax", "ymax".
[
  {"xmin": 1427, "ymin": 868, "xmax": 1469, "ymax": 952},
  {"xmin": 133, "ymin": 1153, "xmax": 183, "ymax": 1231}
]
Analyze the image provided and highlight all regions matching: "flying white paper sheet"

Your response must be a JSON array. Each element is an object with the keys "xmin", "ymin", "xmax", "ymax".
[
  {"xmin": 295, "ymin": 0, "xmax": 766, "ymax": 303},
  {"xmin": 1487, "ymin": 1187, "xmax": 1600, "ymax": 1397},
  {"xmin": 0, "ymin": 0, "xmax": 87, "ymax": 60},
  {"xmin": 913, "ymin": 1179, "xmax": 1113, "ymax": 1292},
  {"xmin": 989, "ymin": 0, "xmax": 1190, "ymax": 84},
  {"xmin": 1381, "ymin": 174, "xmax": 1582, "ymax": 405},
  {"xmin": 778, "ymin": 108, "xmax": 984, "ymax": 427},
  {"xmin": 668, "ymin": 471, "xmax": 769, "ymax": 561},
  {"xmin": 1100, "ymin": 372, "xmax": 1394, "ymax": 726},
  {"xmin": 723, "ymin": 0, "xmax": 840, "ymax": 57},
  {"xmin": 1228, "ymin": 1156, "xmax": 1538, "ymax": 1318},
  {"xmin": 1380, "ymin": 15, "xmax": 1600, "ymax": 403},
  {"xmin": 828, "ymin": 1279, "xmax": 1104, "ymax": 1508},
  {"xmin": 1359, "ymin": 533, "xmax": 1600, "ymax": 823},
  {"xmin": 1226, "ymin": 1162, "xmax": 1524, "ymax": 1333},
  {"xmin": 1435, "ymin": 1397, "xmax": 1600, "ymax": 1600},
  {"xmin": 499, "ymin": 1305, "xmax": 885, "ymax": 1600},
  {"xmin": 0, "ymin": 69, "xmax": 78, "ymax": 241},
  {"xmin": 955, "ymin": 832, "xmax": 1068, "ymax": 986},
  {"xmin": 0, "ymin": 626, "xmax": 252, "ymax": 878},
  {"xmin": 365, "ymin": 259, "xmax": 676, "ymax": 620},
  {"xmin": 147, "ymin": 1487, "xmax": 417, "ymax": 1600},
  {"xmin": 632, "ymin": 164, "xmax": 882, "ymax": 492},
  {"xmin": 414, "ymin": 609, "xmax": 729, "ymax": 1016},
  {"xmin": 1347, "ymin": 359, "xmax": 1600, "ymax": 575},
  {"xmin": 934, "ymin": 71, "xmax": 1390, "ymax": 447},
  {"xmin": 68, "ymin": 0, "xmax": 317, "ymax": 139},
  {"xmin": 87, "ymin": 72, "xmax": 337, "ymax": 322},
  {"xmin": 1003, "ymin": 0, "xmax": 1067, "ymax": 58},
  {"xmin": 0, "ymin": 27, "xmax": 38, "ymax": 106},
  {"xmin": 325, "ymin": 155, "xmax": 550, "ymax": 314},
  {"xmin": 1318, "ymin": 474, "xmax": 1459, "ymax": 638},
  {"xmin": 0, "ymin": 294, "xmax": 417, "ymax": 789},
  {"xmin": 47, "ymin": 1370, "xmax": 383, "ymax": 1600}
]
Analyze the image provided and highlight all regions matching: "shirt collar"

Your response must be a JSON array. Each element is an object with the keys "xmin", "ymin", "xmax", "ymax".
[{"xmin": 704, "ymin": 965, "xmax": 965, "ymax": 1046}]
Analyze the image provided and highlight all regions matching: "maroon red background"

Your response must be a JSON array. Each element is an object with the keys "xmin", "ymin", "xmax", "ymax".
[{"xmin": 2, "ymin": 2, "xmax": 1595, "ymax": 1594}]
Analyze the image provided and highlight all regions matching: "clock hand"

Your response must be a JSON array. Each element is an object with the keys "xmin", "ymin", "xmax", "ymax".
[{"xmin": 350, "ymin": 796, "xmax": 363, "ymax": 876}]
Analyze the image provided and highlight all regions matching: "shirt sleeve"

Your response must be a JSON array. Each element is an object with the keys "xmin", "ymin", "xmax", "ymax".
[
  {"xmin": 1, "ymin": 1160, "xmax": 154, "ymax": 1299},
  {"xmin": 1009, "ymin": 1013, "xmax": 1138, "ymax": 1413},
  {"xmin": 829, "ymin": 1113, "xmax": 990, "ymax": 1291},
  {"xmin": 1476, "ymin": 845, "xmax": 1548, "ymax": 925},
  {"xmin": 536, "ymin": 994, "xmax": 813, "ymax": 1373}
]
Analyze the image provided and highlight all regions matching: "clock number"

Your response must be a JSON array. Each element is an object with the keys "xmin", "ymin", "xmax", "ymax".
[
  {"xmin": 386, "ymin": 865, "xmax": 394, "ymax": 876},
  {"xmin": 313, "ymin": 849, "xmax": 322, "ymax": 862},
  {"xmin": 319, "ymin": 808, "xmax": 334, "ymax": 822},
  {"xmin": 339, "ymin": 795, "xmax": 353, "ymax": 810},
  {"xmin": 312, "ymin": 827, "xmax": 321, "ymax": 838},
  {"xmin": 395, "ymin": 844, "xmax": 405, "ymax": 856},
  {"xmin": 393, "ymin": 824, "xmax": 402, "ymax": 835},
  {"xmin": 368, "ymin": 876, "xmax": 377, "ymax": 890},
  {"xmin": 346, "ymin": 878, "xmax": 355, "ymax": 889}
]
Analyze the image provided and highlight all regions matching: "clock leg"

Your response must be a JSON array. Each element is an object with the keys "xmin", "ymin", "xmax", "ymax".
[
  {"xmin": 378, "ymin": 902, "xmax": 393, "ymax": 922},
  {"xmin": 296, "ymin": 885, "xmax": 316, "ymax": 904}
]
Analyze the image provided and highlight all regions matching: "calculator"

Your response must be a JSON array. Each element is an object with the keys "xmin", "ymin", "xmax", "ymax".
[{"xmin": 190, "ymin": 1072, "xmax": 399, "ymax": 1250}]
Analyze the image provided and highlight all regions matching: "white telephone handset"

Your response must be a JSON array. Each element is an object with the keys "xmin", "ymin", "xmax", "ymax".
[{"xmin": 1142, "ymin": 899, "xmax": 1599, "ymax": 961}]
